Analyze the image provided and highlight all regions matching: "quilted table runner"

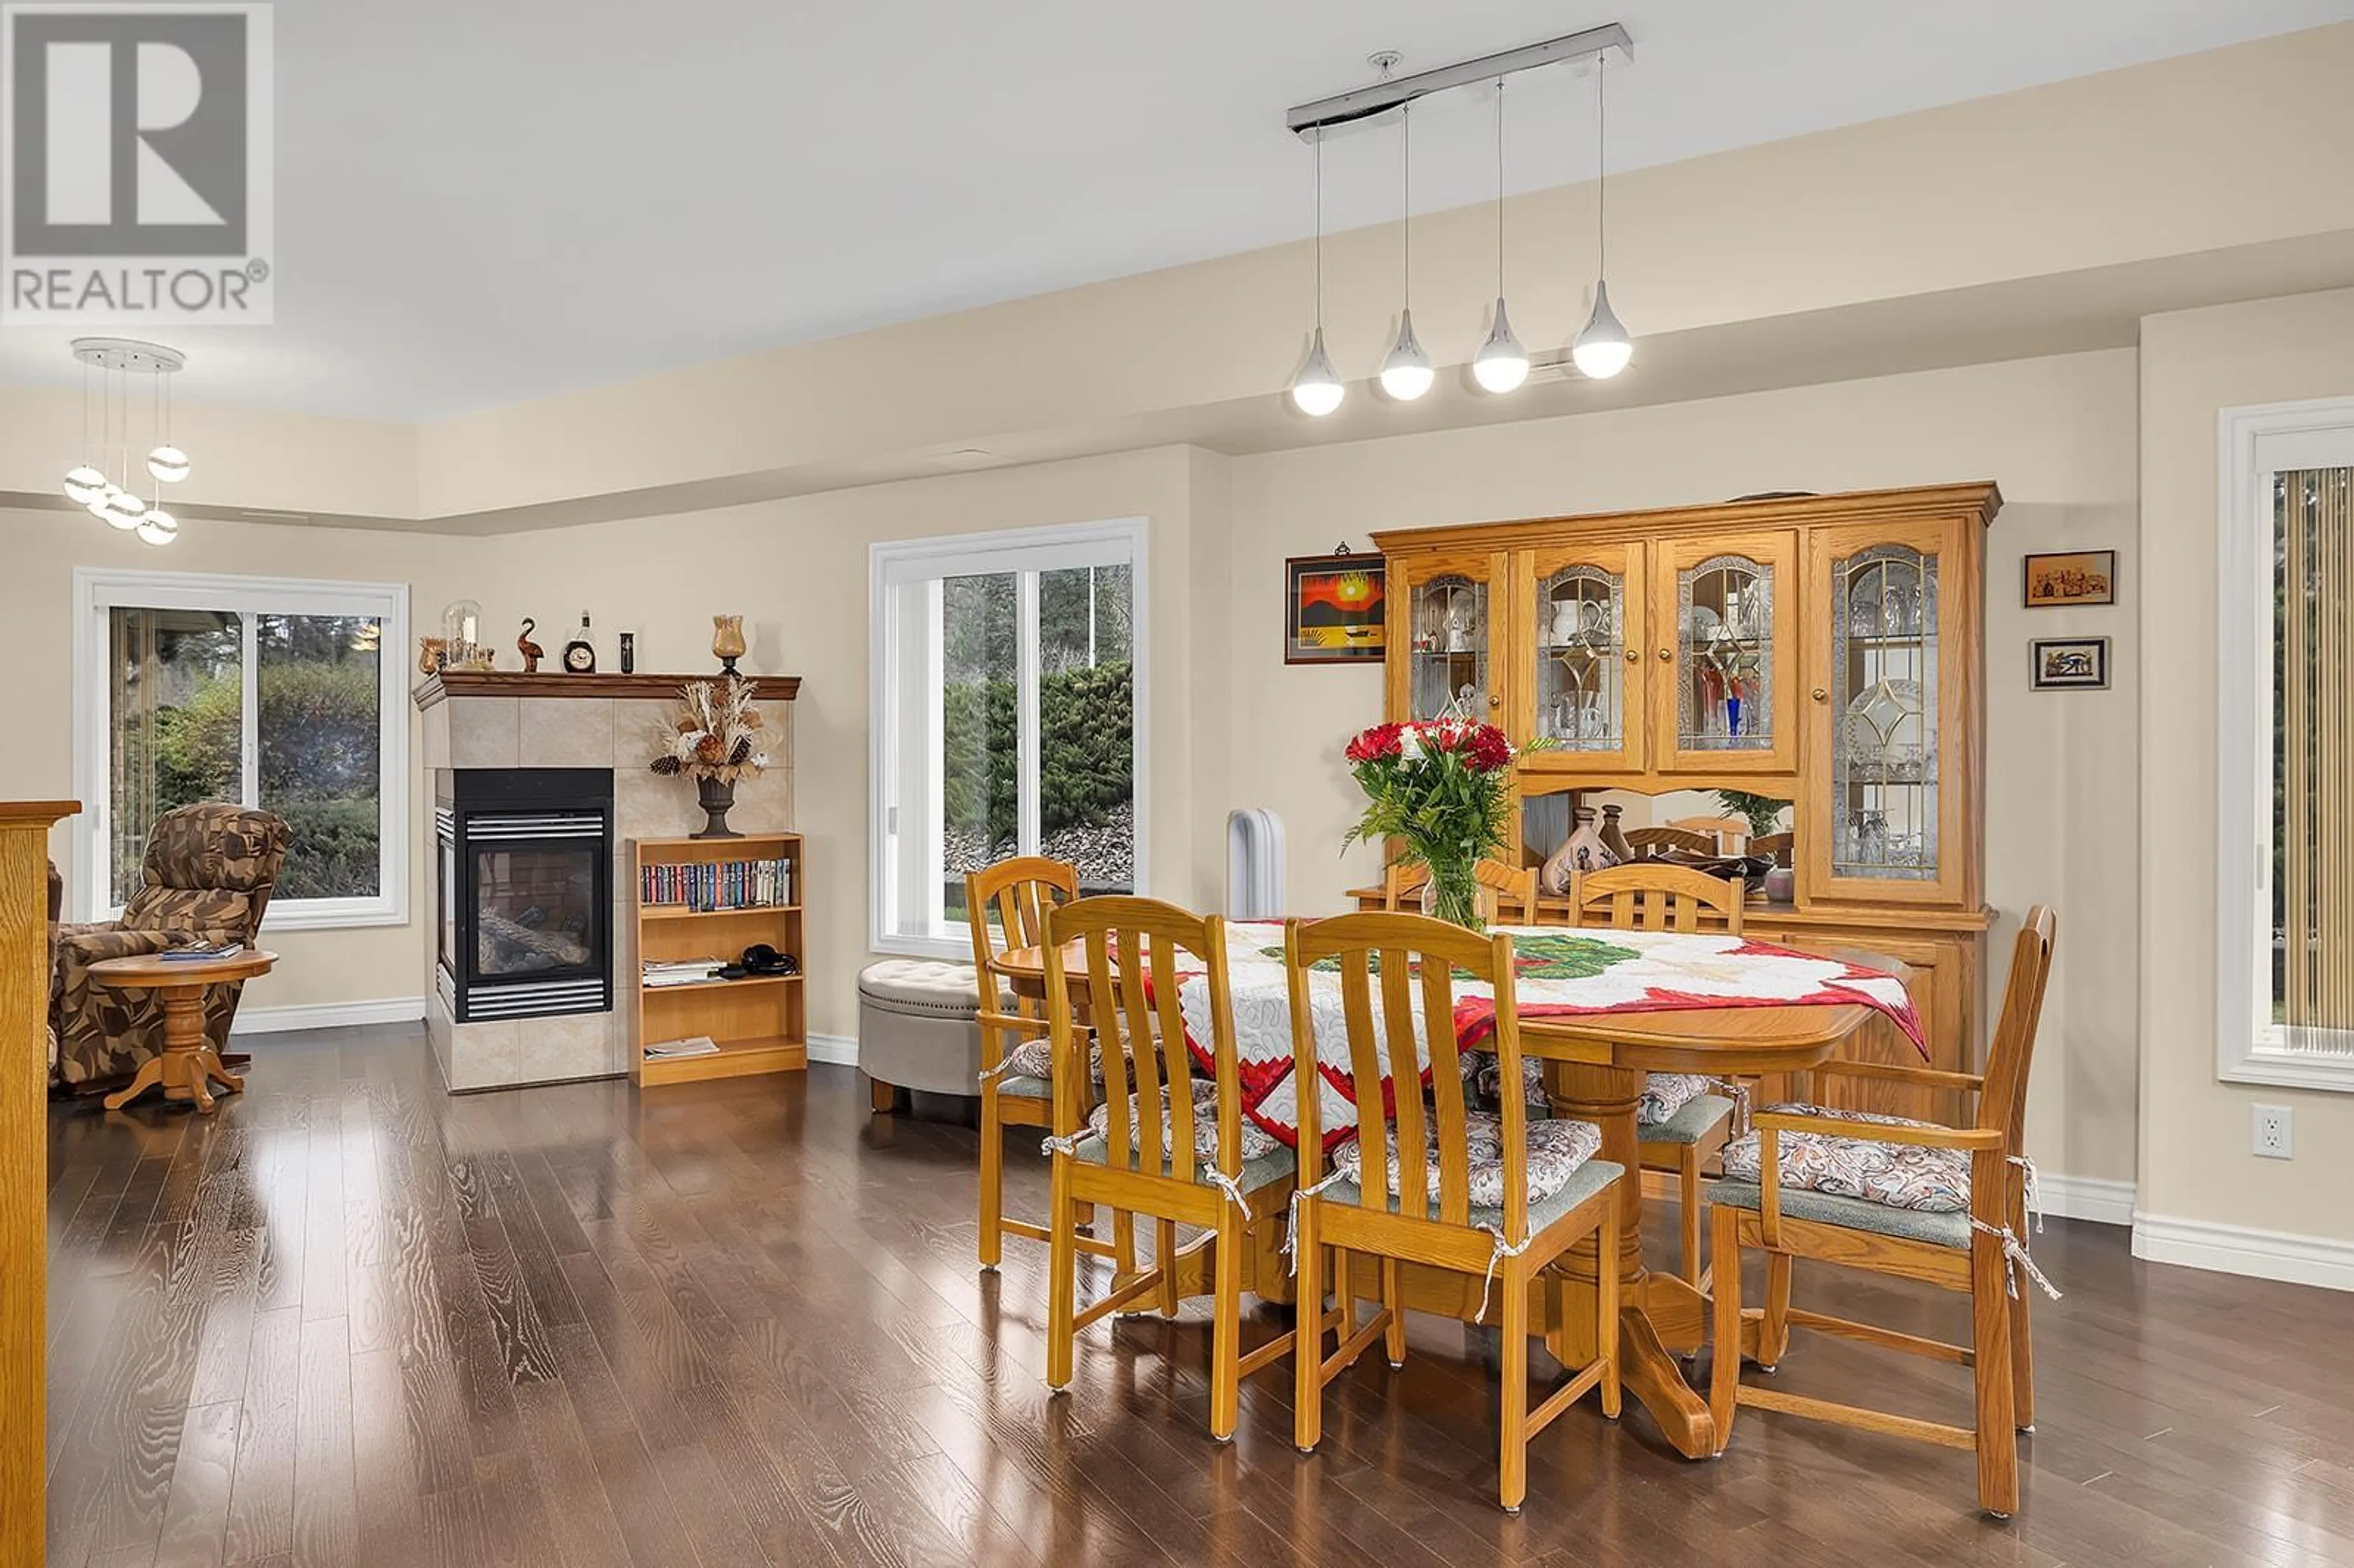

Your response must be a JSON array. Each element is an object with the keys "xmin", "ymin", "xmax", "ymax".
[{"xmin": 1167, "ymin": 922, "xmax": 1926, "ymax": 1148}]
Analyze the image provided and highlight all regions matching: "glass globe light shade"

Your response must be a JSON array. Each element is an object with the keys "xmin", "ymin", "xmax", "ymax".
[
  {"xmin": 1289, "ymin": 328, "xmax": 1344, "ymax": 417},
  {"xmin": 1472, "ymin": 298, "xmax": 1530, "ymax": 394},
  {"xmin": 147, "ymin": 445, "xmax": 191, "ymax": 484},
  {"xmin": 102, "ymin": 487, "xmax": 148, "ymax": 529},
  {"xmin": 63, "ymin": 465, "xmax": 108, "ymax": 505},
  {"xmin": 1571, "ymin": 281, "xmax": 1634, "ymax": 379},
  {"xmin": 1377, "ymin": 309, "xmax": 1433, "ymax": 401},
  {"xmin": 137, "ymin": 509, "xmax": 179, "ymax": 546}
]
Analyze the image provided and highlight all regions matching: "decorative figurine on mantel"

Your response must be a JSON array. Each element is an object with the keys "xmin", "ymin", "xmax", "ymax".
[
  {"xmin": 516, "ymin": 617, "xmax": 545, "ymax": 673},
  {"xmin": 648, "ymin": 676, "xmax": 769, "ymax": 839},
  {"xmin": 417, "ymin": 636, "xmax": 447, "ymax": 676},
  {"xmin": 711, "ymin": 614, "xmax": 747, "ymax": 676}
]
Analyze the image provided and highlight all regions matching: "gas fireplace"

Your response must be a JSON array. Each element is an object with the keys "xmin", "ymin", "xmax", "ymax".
[{"xmin": 435, "ymin": 768, "xmax": 613, "ymax": 1022}]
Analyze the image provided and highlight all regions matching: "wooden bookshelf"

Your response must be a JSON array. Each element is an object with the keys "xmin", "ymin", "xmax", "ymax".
[{"xmin": 627, "ymin": 832, "xmax": 806, "ymax": 1086}]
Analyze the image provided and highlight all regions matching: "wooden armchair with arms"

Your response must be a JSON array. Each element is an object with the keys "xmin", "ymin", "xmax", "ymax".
[{"xmin": 1707, "ymin": 906, "xmax": 2057, "ymax": 1517}]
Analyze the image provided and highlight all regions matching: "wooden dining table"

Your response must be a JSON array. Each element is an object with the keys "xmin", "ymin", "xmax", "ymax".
[{"xmin": 988, "ymin": 929, "xmax": 1894, "ymax": 1461}]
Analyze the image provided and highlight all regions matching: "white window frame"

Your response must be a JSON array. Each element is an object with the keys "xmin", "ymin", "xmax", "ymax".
[
  {"xmin": 868, "ymin": 517, "xmax": 1149, "ymax": 961},
  {"xmin": 2217, "ymin": 397, "xmax": 2354, "ymax": 1090},
  {"xmin": 70, "ymin": 567, "xmax": 412, "ymax": 932}
]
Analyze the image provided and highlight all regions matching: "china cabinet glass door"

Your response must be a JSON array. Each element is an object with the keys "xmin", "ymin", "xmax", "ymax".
[
  {"xmin": 1649, "ymin": 530, "xmax": 1799, "ymax": 773},
  {"xmin": 1518, "ymin": 542, "xmax": 1642, "ymax": 772},
  {"xmin": 1801, "ymin": 519, "xmax": 1967, "ymax": 904},
  {"xmin": 1390, "ymin": 552, "xmax": 1507, "ymax": 725}
]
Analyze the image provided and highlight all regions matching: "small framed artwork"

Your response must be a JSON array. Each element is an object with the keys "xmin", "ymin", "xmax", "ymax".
[
  {"xmin": 2023, "ymin": 549, "xmax": 2116, "ymax": 607},
  {"xmin": 2030, "ymin": 636, "xmax": 2109, "ymax": 691},
  {"xmin": 1284, "ymin": 550, "xmax": 1387, "ymax": 664}
]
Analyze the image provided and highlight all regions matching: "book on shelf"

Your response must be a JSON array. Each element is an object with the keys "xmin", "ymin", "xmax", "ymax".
[
  {"xmin": 643, "ymin": 1035, "xmax": 721, "ymax": 1059},
  {"xmin": 638, "ymin": 855, "xmax": 794, "ymax": 913}
]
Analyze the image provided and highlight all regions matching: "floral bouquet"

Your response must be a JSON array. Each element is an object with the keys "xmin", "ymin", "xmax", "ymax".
[
  {"xmin": 1342, "ymin": 718, "xmax": 1518, "ymax": 930},
  {"xmin": 649, "ymin": 677, "xmax": 769, "ymax": 782}
]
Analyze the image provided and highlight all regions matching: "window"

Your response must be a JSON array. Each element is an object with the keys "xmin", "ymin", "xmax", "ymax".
[
  {"xmin": 73, "ymin": 569, "xmax": 410, "ymax": 929},
  {"xmin": 2219, "ymin": 400, "xmax": 2354, "ymax": 1088},
  {"xmin": 870, "ymin": 519, "xmax": 1146, "ymax": 957}
]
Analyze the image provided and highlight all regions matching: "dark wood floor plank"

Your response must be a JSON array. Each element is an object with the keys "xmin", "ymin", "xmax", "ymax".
[{"xmin": 45, "ymin": 1032, "xmax": 2354, "ymax": 1568}]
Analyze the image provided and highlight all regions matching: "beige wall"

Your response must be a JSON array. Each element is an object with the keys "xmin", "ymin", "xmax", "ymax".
[
  {"xmin": 0, "ymin": 506, "xmax": 463, "ymax": 1014},
  {"xmin": 2139, "ymin": 288, "xmax": 2354, "ymax": 1241},
  {"xmin": 1219, "ymin": 349, "xmax": 2143, "ymax": 1186}
]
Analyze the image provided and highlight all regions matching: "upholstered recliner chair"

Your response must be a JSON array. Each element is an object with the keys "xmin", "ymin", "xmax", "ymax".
[{"xmin": 52, "ymin": 804, "xmax": 291, "ymax": 1089}]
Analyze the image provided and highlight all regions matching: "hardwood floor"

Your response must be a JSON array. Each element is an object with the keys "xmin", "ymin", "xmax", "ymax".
[{"xmin": 44, "ymin": 1026, "xmax": 2354, "ymax": 1567}]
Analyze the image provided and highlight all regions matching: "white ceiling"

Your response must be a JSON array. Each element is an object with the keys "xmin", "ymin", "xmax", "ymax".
[{"xmin": 4, "ymin": 0, "xmax": 2349, "ymax": 422}]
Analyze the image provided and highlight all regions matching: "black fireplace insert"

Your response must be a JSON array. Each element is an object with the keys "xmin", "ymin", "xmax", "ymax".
[{"xmin": 435, "ymin": 768, "xmax": 613, "ymax": 1022}]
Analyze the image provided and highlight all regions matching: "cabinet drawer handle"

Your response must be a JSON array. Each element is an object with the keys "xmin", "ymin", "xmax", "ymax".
[{"xmin": 1811, "ymin": 686, "xmax": 1829, "ymax": 702}]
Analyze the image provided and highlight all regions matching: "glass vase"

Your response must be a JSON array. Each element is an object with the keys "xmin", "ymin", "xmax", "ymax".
[{"xmin": 1417, "ymin": 853, "xmax": 1484, "ymax": 933}]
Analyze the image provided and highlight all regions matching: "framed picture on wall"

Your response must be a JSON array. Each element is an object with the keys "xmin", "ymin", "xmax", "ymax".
[
  {"xmin": 1284, "ymin": 550, "xmax": 1387, "ymax": 664},
  {"xmin": 2023, "ymin": 549, "xmax": 2116, "ymax": 607},
  {"xmin": 2030, "ymin": 636, "xmax": 2109, "ymax": 691}
]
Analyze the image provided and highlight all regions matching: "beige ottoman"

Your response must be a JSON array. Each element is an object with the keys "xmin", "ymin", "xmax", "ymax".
[{"xmin": 857, "ymin": 958, "xmax": 996, "ymax": 1112}]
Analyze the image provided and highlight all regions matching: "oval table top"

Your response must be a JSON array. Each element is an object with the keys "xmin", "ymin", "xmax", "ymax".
[
  {"xmin": 986, "ymin": 934, "xmax": 1900, "ymax": 1076},
  {"xmin": 88, "ymin": 949, "xmax": 278, "ymax": 988}
]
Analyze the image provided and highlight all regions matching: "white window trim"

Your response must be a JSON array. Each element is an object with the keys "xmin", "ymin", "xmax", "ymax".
[
  {"xmin": 70, "ymin": 567, "xmax": 411, "ymax": 932},
  {"xmin": 868, "ymin": 517, "xmax": 1149, "ymax": 961},
  {"xmin": 2217, "ymin": 397, "xmax": 2354, "ymax": 1090}
]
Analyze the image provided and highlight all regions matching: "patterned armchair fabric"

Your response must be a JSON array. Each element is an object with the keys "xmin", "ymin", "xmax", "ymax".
[{"xmin": 51, "ymin": 804, "xmax": 289, "ymax": 1086}]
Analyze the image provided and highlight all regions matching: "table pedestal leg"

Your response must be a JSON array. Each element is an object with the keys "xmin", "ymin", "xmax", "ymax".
[
  {"xmin": 1542, "ymin": 1060, "xmax": 1718, "ymax": 1460},
  {"xmin": 102, "ymin": 986, "xmax": 240, "ymax": 1114}
]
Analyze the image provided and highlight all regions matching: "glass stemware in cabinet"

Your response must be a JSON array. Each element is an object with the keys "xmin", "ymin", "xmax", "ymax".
[
  {"xmin": 1677, "ymin": 556, "xmax": 1774, "ymax": 752},
  {"xmin": 1409, "ymin": 574, "xmax": 1489, "ymax": 721},
  {"xmin": 1536, "ymin": 564, "xmax": 1626, "ymax": 752}
]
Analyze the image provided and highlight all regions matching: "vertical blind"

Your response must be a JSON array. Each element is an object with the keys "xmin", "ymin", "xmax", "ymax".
[{"xmin": 2277, "ymin": 467, "xmax": 2354, "ymax": 1043}]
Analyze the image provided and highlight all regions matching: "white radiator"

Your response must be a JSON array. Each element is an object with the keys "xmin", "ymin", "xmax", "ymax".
[{"xmin": 1225, "ymin": 809, "xmax": 1286, "ymax": 919}]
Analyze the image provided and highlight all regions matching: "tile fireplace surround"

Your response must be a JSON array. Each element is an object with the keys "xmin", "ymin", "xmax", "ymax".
[{"xmin": 413, "ymin": 672, "xmax": 799, "ymax": 1092}]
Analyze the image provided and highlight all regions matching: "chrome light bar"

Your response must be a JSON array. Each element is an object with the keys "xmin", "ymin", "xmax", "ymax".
[{"xmin": 1286, "ymin": 23, "xmax": 1632, "ymax": 138}]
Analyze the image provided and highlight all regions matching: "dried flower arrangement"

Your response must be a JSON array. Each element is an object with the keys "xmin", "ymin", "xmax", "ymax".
[{"xmin": 648, "ymin": 677, "xmax": 771, "ymax": 782}]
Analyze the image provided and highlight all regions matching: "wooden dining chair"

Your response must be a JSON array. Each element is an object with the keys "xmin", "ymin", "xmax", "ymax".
[
  {"xmin": 1565, "ymin": 863, "xmax": 1746, "ymax": 1289},
  {"xmin": 1750, "ymin": 830, "xmax": 1794, "ymax": 867},
  {"xmin": 1284, "ymin": 911, "xmax": 1622, "ymax": 1513},
  {"xmin": 1622, "ymin": 825, "xmax": 1716, "ymax": 859},
  {"xmin": 1669, "ymin": 813, "xmax": 1753, "ymax": 853},
  {"xmin": 1043, "ymin": 896, "xmax": 1297, "ymax": 1442},
  {"xmin": 1379, "ymin": 858, "xmax": 1539, "ymax": 924},
  {"xmin": 966, "ymin": 856, "xmax": 1090, "ymax": 1271},
  {"xmin": 1707, "ymin": 907, "xmax": 2057, "ymax": 1518}
]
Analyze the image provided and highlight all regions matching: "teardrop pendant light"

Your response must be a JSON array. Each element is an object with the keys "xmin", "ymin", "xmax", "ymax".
[
  {"xmin": 1472, "ymin": 78, "xmax": 1530, "ymax": 394},
  {"xmin": 1289, "ymin": 130, "xmax": 1346, "ymax": 417},
  {"xmin": 1572, "ymin": 59, "xmax": 1634, "ymax": 379},
  {"xmin": 1378, "ymin": 105, "xmax": 1434, "ymax": 402}
]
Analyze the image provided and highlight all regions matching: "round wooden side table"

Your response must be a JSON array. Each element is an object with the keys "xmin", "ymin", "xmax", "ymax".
[{"xmin": 90, "ymin": 949, "xmax": 277, "ymax": 1114}]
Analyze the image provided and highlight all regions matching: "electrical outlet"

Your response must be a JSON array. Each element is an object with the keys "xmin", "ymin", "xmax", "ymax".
[{"xmin": 2253, "ymin": 1103, "xmax": 2293, "ymax": 1160}]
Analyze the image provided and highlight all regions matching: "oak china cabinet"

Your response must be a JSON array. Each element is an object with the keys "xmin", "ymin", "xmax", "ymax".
[{"xmin": 1371, "ymin": 482, "xmax": 2001, "ymax": 1118}]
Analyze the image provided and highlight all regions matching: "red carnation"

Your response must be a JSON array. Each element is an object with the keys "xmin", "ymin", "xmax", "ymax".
[
  {"xmin": 1346, "ymin": 722, "xmax": 1404, "ymax": 764},
  {"xmin": 1463, "ymin": 724, "xmax": 1514, "ymax": 771}
]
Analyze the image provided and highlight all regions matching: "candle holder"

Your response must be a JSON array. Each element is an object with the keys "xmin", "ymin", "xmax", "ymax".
[{"xmin": 711, "ymin": 614, "xmax": 747, "ymax": 676}]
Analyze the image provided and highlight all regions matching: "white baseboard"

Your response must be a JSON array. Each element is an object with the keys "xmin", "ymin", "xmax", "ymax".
[
  {"xmin": 806, "ymin": 1031, "xmax": 859, "ymax": 1067},
  {"xmin": 2132, "ymin": 1211, "xmax": 2354, "ymax": 1293},
  {"xmin": 231, "ymin": 995, "xmax": 427, "ymax": 1035},
  {"xmin": 2038, "ymin": 1173, "xmax": 2136, "ymax": 1227}
]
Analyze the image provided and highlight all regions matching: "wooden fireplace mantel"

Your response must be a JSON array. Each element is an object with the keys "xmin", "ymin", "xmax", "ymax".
[{"xmin": 413, "ymin": 671, "xmax": 802, "ymax": 709}]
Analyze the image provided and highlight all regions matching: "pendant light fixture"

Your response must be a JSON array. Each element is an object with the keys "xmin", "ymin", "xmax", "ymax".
[
  {"xmin": 1377, "ymin": 104, "xmax": 1433, "ymax": 402},
  {"xmin": 1571, "ymin": 58, "xmax": 1633, "ymax": 379},
  {"xmin": 61, "ymin": 340, "xmax": 188, "ymax": 544},
  {"xmin": 1472, "ymin": 78, "xmax": 1530, "ymax": 394},
  {"xmin": 1289, "ymin": 129, "xmax": 1346, "ymax": 417}
]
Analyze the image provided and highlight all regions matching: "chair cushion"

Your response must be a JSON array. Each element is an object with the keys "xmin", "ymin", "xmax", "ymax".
[
  {"xmin": 997, "ymin": 1072, "xmax": 1053, "ymax": 1100},
  {"xmin": 1639, "ymin": 1093, "xmax": 1737, "ymax": 1147},
  {"xmin": 856, "ymin": 959, "xmax": 990, "ymax": 1019},
  {"xmin": 1705, "ymin": 1178, "xmax": 1971, "ymax": 1250},
  {"xmin": 1333, "ymin": 1113, "xmax": 1602, "ymax": 1211},
  {"xmin": 1472, "ymin": 1057, "xmax": 1712, "ymax": 1128},
  {"xmin": 1087, "ymin": 1079, "xmax": 1282, "ymax": 1164},
  {"xmin": 1324, "ymin": 1158, "xmax": 1625, "ymax": 1236},
  {"xmin": 1718, "ymin": 1102, "xmax": 1971, "ymax": 1214},
  {"xmin": 1001, "ymin": 1027, "xmax": 1152, "ymax": 1086},
  {"xmin": 1072, "ymin": 1126, "xmax": 1295, "ymax": 1195}
]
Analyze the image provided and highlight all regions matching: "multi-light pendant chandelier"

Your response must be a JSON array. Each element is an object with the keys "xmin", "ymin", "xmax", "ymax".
[
  {"xmin": 60, "ymin": 337, "xmax": 191, "ymax": 546},
  {"xmin": 1287, "ymin": 25, "xmax": 1636, "ymax": 417}
]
